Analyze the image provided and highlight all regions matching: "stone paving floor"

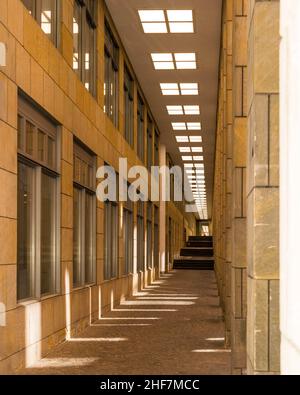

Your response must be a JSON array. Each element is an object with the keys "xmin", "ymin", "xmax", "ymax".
[{"xmin": 21, "ymin": 270, "xmax": 231, "ymax": 375}]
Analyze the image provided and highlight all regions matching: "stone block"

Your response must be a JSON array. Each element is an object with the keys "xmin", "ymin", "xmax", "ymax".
[
  {"xmin": 253, "ymin": 2, "xmax": 279, "ymax": 93},
  {"xmin": 0, "ymin": 264, "xmax": 16, "ymax": 311},
  {"xmin": 232, "ymin": 218, "xmax": 246, "ymax": 268},
  {"xmin": 247, "ymin": 277, "xmax": 269, "ymax": 371},
  {"xmin": 0, "ymin": 169, "xmax": 17, "ymax": 219},
  {"xmin": 269, "ymin": 279, "xmax": 280, "ymax": 372},
  {"xmin": 16, "ymin": 42, "xmax": 30, "ymax": 94},
  {"xmin": 61, "ymin": 228, "xmax": 73, "ymax": 262},
  {"xmin": 0, "ymin": 120, "xmax": 17, "ymax": 173},
  {"xmin": 249, "ymin": 187, "xmax": 279, "ymax": 279},
  {"xmin": 269, "ymin": 94, "xmax": 279, "ymax": 186}
]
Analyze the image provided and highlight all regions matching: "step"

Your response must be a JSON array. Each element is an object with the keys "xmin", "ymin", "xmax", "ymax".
[
  {"xmin": 180, "ymin": 247, "xmax": 214, "ymax": 257},
  {"xmin": 188, "ymin": 236, "xmax": 213, "ymax": 242},
  {"xmin": 173, "ymin": 258, "xmax": 214, "ymax": 270},
  {"xmin": 173, "ymin": 265, "xmax": 214, "ymax": 271},
  {"xmin": 186, "ymin": 241, "xmax": 213, "ymax": 248}
]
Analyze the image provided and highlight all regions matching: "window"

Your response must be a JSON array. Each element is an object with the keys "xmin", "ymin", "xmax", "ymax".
[
  {"xmin": 154, "ymin": 206, "xmax": 159, "ymax": 269},
  {"xmin": 124, "ymin": 66, "xmax": 134, "ymax": 146},
  {"xmin": 137, "ymin": 200, "xmax": 144, "ymax": 272},
  {"xmin": 147, "ymin": 202, "xmax": 153, "ymax": 269},
  {"xmin": 17, "ymin": 96, "xmax": 60, "ymax": 301},
  {"xmin": 147, "ymin": 117, "xmax": 153, "ymax": 170},
  {"xmin": 22, "ymin": 0, "xmax": 59, "ymax": 46},
  {"xmin": 137, "ymin": 95, "xmax": 144, "ymax": 161},
  {"xmin": 123, "ymin": 186, "xmax": 134, "ymax": 274},
  {"xmin": 73, "ymin": 142, "xmax": 96, "ymax": 287},
  {"xmin": 73, "ymin": 0, "xmax": 97, "ymax": 96},
  {"xmin": 104, "ymin": 172, "xmax": 119, "ymax": 280},
  {"xmin": 154, "ymin": 130, "xmax": 159, "ymax": 166},
  {"xmin": 104, "ymin": 23, "xmax": 119, "ymax": 126}
]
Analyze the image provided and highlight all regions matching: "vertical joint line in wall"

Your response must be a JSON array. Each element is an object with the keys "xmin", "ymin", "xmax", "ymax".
[
  {"xmin": 268, "ymin": 95, "xmax": 271, "ymax": 186},
  {"xmin": 241, "ymin": 67, "xmax": 244, "ymax": 117},
  {"xmin": 241, "ymin": 167, "xmax": 244, "ymax": 218},
  {"xmin": 268, "ymin": 280, "xmax": 270, "ymax": 372}
]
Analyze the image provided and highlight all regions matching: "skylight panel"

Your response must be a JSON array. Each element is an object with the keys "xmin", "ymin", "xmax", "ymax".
[
  {"xmin": 142, "ymin": 23, "xmax": 168, "ymax": 34},
  {"xmin": 176, "ymin": 136, "xmax": 189, "ymax": 143},
  {"xmin": 184, "ymin": 105, "xmax": 200, "ymax": 115},
  {"xmin": 190, "ymin": 136, "xmax": 202, "ymax": 143},
  {"xmin": 167, "ymin": 106, "xmax": 183, "ymax": 115},
  {"xmin": 179, "ymin": 147, "xmax": 191, "ymax": 153},
  {"xmin": 139, "ymin": 10, "xmax": 165, "ymax": 22},
  {"xmin": 172, "ymin": 122, "xmax": 187, "ymax": 131},
  {"xmin": 187, "ymin": 122, "xmax": 201, "ymax": 130},
  {"xmin": 191, "ymin": 147, "xmax": 203, "ymax": 153}
]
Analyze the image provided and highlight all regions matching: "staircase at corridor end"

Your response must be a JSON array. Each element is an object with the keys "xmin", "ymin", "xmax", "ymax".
[{"xmin": 173, "ymin": 236, "xmax": 214, "ymax": 270}]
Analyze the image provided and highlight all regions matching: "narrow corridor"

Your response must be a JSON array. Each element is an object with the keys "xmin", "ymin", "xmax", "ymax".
[{"xmin": 20, "ymin": 271, "xmax": 231, "ymax": 375}]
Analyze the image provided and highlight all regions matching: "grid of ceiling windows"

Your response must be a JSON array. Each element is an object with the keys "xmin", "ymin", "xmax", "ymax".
[
  {"xmin": 172, "ymin": 122, "xmax": 202, "ymax": 131},
  {"xmin": 73, "ymin": 0, "xmax": 97, "ymax": 96},
  {"xmin": 17, "ymin": 95, "xmax": 60, "ymax": 301},
  {"xmin": 137, "ymin": 95, "xmax": 145, "ymax": 162},
  {"xmin": 104, "ymin": 22, "xmax": 119, "ymax": 127},
  {"xmin": 160, "ymin": 83, "xmax": 199, "ymax": 96},
  {"xmin": 138, "ymin": 10, "xmax": 194, "ymax": 34},
  {"xmin": 151, "ymin": 53, "xmax": 197, "ymax": 70},
  {"xmin": 124, "ymin": 67, "xmax": 134, "ymax": 146},
  {"xmin": 167, "ymin": 105, "xmax": 200, "ymax": 115},
  {"xmin": 73, "ymin": 142, "xmax": 96, "ymax": 288},
  {"xmin": 22, "ymin": 0, "xmax": 59, "ymax": 45}
]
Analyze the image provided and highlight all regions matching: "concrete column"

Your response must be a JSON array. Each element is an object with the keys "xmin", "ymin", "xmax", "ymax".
[
  {"xmin": 246, "ymin": 0, "xmax": 280, "ymax": 375},
  {"xmin": 280, "ymin": 0, "xmax": 300, "ymax": 375},
  {"xmin": 230, "ymin": 0, "xmax": 248, "ymax": 374}
]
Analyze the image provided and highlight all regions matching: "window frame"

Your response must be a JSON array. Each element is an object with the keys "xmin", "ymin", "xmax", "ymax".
[
  {"xmin": 147, "ymin": 117, "xmax": 153, "ymax": 171},
  {"xmin": 73, "ymin": 0, "xmax": 97, "ymax": 96},
  {"xmin": 104, "ymin": 170, "xmax": 119, "ymax": 281},
  {"xmin": 22, "ymin": 0, "xmax": 60, "ymax": 47},
  {"xmin": 124, "ymin": 66, "xmax": 134, "ymax": 146},
  {"xmin": 147, "ymin": 202, "xmax": 153, "ymax": 270},
  {"xmin": 17, "ymin": 95, "xmax": 60, "ymax": 302},
  {"xmin": 137, "ymin": 94, "xmax": 145, "ymax": 161},
  {"xmin": 73, "ymin": 141, "xmax": 97, "ymax": 288},
  {"xmin": 137, "ymin": 200, "xmax": 145, "ymax": 273},
  {"xmin": 154, "ymin": 205, "xmax": 159, "ymax": 269},
  {"xmin": 104, "ymin": 22, "xmax": 119, "ymax": 127},
  {"xmin": 123, "ymin": 185, "xmax": 134, "ymax": 275}
]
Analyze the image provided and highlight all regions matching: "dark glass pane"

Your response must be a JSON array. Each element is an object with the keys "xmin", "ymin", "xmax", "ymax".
[
  {"xmin": 73, "ymin": 1, "xmax": 81, "ymax": 74},
  {"xmin": 22, "ymin": 0, "xmax": 35, "ymax": 15},
  {"xmin": 17, "ymin": 115, "xmax": 23, "ymax": 150},
  {"xmin": 38, "ymin": 130, "xmax": 45, "ymax": 162},
  {"xmin": 26, "ymin": 120, "xmax": 35, "ymax": 156},
  {"xmin": 40, "ymin": 0, "xmax": 54, "ymax": 39},
  {"xmin": 73, "ymin": 187, "xmax": 82, "ymax": 286},
  {"xmin": 85, "ymin": 193, "xmax": 94, "ymax": 284},
  {"xmin": 17, "ymin": 162, "xmax": 35, "ymax": 300},
  {"xmin": 41, "ymin": 172, "xmax": 56, "ymax": 295}
]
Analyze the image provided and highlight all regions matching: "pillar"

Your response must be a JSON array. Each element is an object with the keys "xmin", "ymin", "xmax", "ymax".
[
  {"xmin": 246, "ymin": 0, "xmax": 280, "ymax": 375},
  {"xmin": 280, "ymin": 0, "xmax": 300, "ymax": 375},
  {"xmin": 230, "ymin": 0, "xmax": 248, "ymax": 374}
]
